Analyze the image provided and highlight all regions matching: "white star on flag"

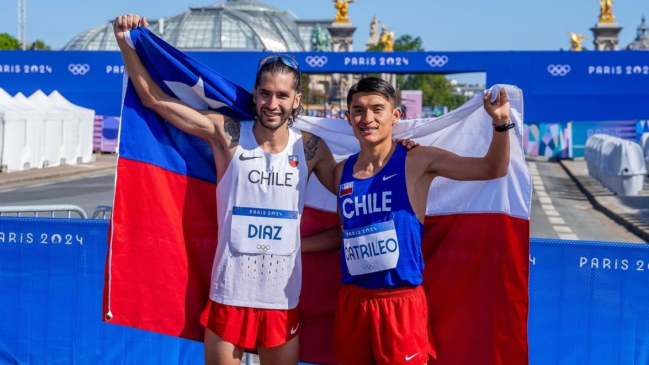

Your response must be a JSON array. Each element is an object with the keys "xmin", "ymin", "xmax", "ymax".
[{"xmin": 164, "ymin": 77, "xmax": 228, "ymax": 111}]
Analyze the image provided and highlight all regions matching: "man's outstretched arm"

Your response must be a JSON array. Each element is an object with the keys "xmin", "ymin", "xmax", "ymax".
[
  {"xmin": 413, "ymin": 87, "xmax": 511, "ymax": 182},
  {"xmin": 113, "ymin": 14, "xmax": 233, "ymax": 147}
]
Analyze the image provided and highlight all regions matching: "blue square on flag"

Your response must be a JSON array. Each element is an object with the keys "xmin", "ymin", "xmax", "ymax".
[
  {"xmin": 339, "ymin": 182, "xmax": 354, "ymax": 197},
  {"xmin": 288, "ymin": 155, "xmax": 299, "ymax": 167}
]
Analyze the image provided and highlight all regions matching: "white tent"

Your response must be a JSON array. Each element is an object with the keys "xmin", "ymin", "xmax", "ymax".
[
  {"xmin": 28, "ymin": 90, "xmax": 68, "ymax": 167},
  {"xmin": 0, "ymin": 89, "xmax": 28, "ymax": 172},
  {"xmin": 49, "ymin": 91, "xmax": 96, "ymax": 163},
  {"xmin": 13, "ymin": 92, "xmax": 48, "ymax": 169}
]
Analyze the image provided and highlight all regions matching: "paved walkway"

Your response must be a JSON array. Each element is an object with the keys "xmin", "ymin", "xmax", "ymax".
[
  {"xmin": 0, "ymin": 154, "xmax": 117, "ymax": 189},
  {"xmin": 560, "ymin": 159, "xmax": 649, "ymax": 243}
]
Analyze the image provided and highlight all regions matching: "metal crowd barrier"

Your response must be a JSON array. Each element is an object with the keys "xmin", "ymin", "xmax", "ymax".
[
  {"xmin": 0, "ymin": 205, "xmax": 115, "ymax": 220},
  {"xmin": 0, "ymin": 205, "xmax": 89, "ymax": 219},
  {"xmin": 91, "ymin": 205, "xmax": 112, "ymax": 219}
]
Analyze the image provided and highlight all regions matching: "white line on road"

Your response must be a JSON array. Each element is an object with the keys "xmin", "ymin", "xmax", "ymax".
[
  {"xmin": 539, "ymin": 197, "xmax": 552, "ymax": 204},
  {"xmin": 548, "ymin": 217, "xmax": 566, "ymax": 225},
  {"xmin": 558, "ymin": 233, "xmax": 579, "ymax": 240},
  {"xmin": 532, "ymin": 162, "xmax": 579, "ymax": 240},
  {"xmin": 553, "ymin": 226, "xmax": 573, "ymax": 233}
]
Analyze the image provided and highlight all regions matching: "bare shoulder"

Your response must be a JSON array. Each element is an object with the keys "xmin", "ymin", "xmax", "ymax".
[
  {"xmin": 407, "ymin": 145, "xmax": 442, "ymax": 160},
  {"xmin": 406, "ymin": 146, "xmax": 445, "ymax": 174}
]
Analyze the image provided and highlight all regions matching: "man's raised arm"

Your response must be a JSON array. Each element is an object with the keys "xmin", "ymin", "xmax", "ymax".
[
  {"xmin": 113, "ymin": 14, "xmax": 233, "ymax": 148},
  {"xmin": 413, "ymin": 87, "xmax": 511, "ymax": 182}
]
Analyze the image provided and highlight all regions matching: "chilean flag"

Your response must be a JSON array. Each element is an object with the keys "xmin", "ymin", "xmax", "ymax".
[
  {"xmin": 104, "ymin": 28, "xmax": 531, "ymax": 365},
  {"xmin": 339, "ymin": 182, "xmax": 354, "ymax": 197}
]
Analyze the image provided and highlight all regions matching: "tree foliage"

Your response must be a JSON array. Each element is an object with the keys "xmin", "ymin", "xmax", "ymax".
[
  {"xmin": 399, "ymin": 74, "xmax": 466, "ymax": 110},
  {"xmin": 369, "ymin": 34, "xmax": 424, "ymax": 52},
  {"xmin": 0, "ymin": 34, "xmax": 51, "ymax": 50},
  {"xmin": 0, "ymin": 33, "xmax": 21, "ymax": 50},
  {"xmin": 29, "ymin": 40, "xmax": 51, "ymax": 50},
  {"xmin": 393, "ymin": 34, "xmax": 424, "ymax": 51}
]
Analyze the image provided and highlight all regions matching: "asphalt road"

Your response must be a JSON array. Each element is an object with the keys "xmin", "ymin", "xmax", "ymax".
[
  {"xmin": 0, "ymin": 171, "xmax": 115, "ymax": 218},
  {"xmin": 528, "ymin": 160, "xmax": 643, "ymax": 243},
  {"xmin": 0, "ymin": 161, "xmax": 644, "ymax": 243}
]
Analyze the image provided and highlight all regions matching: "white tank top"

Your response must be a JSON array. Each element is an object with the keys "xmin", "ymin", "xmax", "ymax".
[{"xmin": 210, "ymin": 122, "xmax": 307, "ymax": 309}]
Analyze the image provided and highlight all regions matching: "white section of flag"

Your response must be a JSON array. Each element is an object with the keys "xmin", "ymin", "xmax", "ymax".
[{"xmin": 294, "ymin": 85, "xmax": 531, "ymax": 220}]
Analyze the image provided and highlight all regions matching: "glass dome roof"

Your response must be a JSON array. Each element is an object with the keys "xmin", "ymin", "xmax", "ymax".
[{"xmin": 63, "ymin": 0, "xmax": 305, "ymax": 52}]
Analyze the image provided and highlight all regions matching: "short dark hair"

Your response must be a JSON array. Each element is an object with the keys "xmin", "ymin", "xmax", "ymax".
[
  {"xmin": 347, "ymin": 77, "xmax": 397, "ymax": 109},
  {"xmin": 254, "ymin": 59, "xmax": 303, "ymax": 126}
]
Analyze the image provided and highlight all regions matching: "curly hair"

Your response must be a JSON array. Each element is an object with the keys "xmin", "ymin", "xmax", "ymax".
[{"xmin": 254, "ymin": 60, "xmax": 304, "ymax": 127}]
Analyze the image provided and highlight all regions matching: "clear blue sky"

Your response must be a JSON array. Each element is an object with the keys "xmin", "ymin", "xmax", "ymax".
[{"xmin": 0, "ymin": 0, "xmax": 646, "ymax": 51}]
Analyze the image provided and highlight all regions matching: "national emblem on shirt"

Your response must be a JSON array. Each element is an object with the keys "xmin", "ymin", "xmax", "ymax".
[
  {"xmin": 288, "ymin": 155, "xmax": 299, "ymax": 167},
  {"xmin": 339, "ymin": 182, "xmax": 354, "ymax": 197}
]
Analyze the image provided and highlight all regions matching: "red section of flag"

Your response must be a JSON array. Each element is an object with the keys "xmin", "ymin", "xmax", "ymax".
[
  {"xmin": 104, "ymin": 158, "xmax": 216, "ymax": 340},
  {"xmin": 422, "ymin": 213, "xmax": 529, "ymax": 365},
  {"xmin": 299, "ymin": 207, "xmax": 341, "ymax": 365}
]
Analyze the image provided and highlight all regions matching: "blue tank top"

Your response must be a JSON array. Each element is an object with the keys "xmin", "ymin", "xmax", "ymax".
[{"xmin": 337, "ymin": 144, "xmax": 424, "ymax": 289}]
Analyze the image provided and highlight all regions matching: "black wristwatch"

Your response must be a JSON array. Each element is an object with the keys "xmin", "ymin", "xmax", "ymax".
[{"xmin": 493, "ymin": 122, "xmax": 515, "ymax": 132}]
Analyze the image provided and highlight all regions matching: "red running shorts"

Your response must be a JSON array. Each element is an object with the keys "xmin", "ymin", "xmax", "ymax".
[
  {"xmin": 333, "ymin": 285, "xmax": 436, "ymax": 365},
  {"xmin": 201, "ymin": 300, "xmax": 300, "ymax": 350}
]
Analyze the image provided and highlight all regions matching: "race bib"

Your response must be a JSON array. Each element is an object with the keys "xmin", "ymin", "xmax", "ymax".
[
  {"xmin": 343, "ymin": 221, "xmax": 399, "ymax": 275},
  {"xmin": 230, "ymin": 206, "xmax": 299, "ymax": 256}
]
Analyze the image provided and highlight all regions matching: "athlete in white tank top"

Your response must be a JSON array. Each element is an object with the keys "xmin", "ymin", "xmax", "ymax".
[{"xmin": 211, "ymin": 122, "xmax": 308, "ymax": 309}]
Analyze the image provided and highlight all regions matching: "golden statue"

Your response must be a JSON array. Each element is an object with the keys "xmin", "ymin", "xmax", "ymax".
[
  {"xmin": 570, "ymin": 32, "xmax": 587, "ymax": 51},
  {"xmin": 599, "ymin": 0, "xmax": 615, "ymax": 23},
  {"xmin": 333, "ymin": 0, "xmax": 355, "ymax": 23},
  {"xmin": 380, "ymin": 25, "xmax": 394, "ymax": 51}
]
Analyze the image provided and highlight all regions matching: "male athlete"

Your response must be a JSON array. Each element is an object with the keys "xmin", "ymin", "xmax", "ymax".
[
  {"xmin": 113, "ymin": 13, "xmax": 340, "ymax": 365},
  {"xmin": 113, "ymin": 15, "xmax": 415, "ymax": 365},
  {"xmin": 333, "ymin": 77, "xmax": 511, "ymax": 365}
]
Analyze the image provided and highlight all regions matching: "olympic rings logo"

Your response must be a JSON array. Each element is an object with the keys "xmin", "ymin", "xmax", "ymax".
[
  {"xmin": 68, "ymin": 64, "xmax": 90, "ymax": 75},
  {"xmin": 425, "ymin": 55, "xmax": 448, "ymax": 67},
  {"xmin": 547, "ymin": 64, "xmax": 571, "ymax": 76},
  {"xmin": 362, "ymin": 263, "xmax": 375, "ymax": 270},
  {"xmin": 305, "ymin": 56, "xmax": 328, "ymax": 67},
  {"xmin": 257, "ymin": 244, "xmax": 270, "ymax": 252}
]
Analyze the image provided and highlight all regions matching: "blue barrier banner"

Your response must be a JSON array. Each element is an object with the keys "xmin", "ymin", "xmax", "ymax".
[
  {"xmin": 2, "ymin": 217, "xmax": 649, "ymax": 364},
  {"xmin": 571, "ymin": 120, "xmax": 639, "ymax": 158},
  {"xmin": 0, "ymin": 217, "xmax": 204, "ymax": 365},
  {"xmin": 529, "ymin": 238, "xmax": 649, "ymax": 365},
  {"xmin": 1, "ymin": 50, "xmax": 648, "ymax": 120}
]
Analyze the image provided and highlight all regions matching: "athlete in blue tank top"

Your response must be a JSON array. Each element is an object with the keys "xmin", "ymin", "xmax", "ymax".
[
  {"xmin": 338, "ymin": 143, "xmax": 424, "ymax": 289},
  {"xmin": 332, "ymin": 77, "xmax": 512, "ymax": 365}
]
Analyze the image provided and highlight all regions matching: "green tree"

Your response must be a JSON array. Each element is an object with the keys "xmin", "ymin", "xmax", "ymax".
[
  {"xmin": 400, "ymin": 74, "xmax": 466, "ymax": 110},
  {"xmin": 368, "ymin": 34, "xmax": 424, "ymax": 52},
  {"xmin": 29, "ymin": 39, "xmax": 51, "ymax": 50},
  {"xmin": 393, "ymin": 35, "xmax": 423, "ymax": 51},
  {"xmin": 0, "ymin": 33, "xmax": 21, "ymax": 50}
]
